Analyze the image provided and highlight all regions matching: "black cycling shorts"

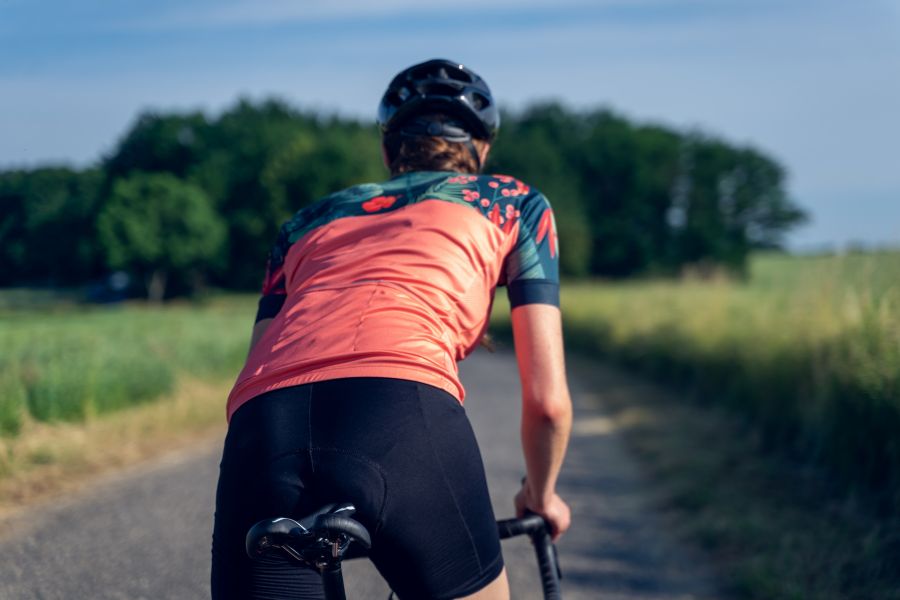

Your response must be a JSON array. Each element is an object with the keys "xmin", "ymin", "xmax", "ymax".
[{"xmin": 211, "ymin": 378, "xmax": 504, "ymax": 600}]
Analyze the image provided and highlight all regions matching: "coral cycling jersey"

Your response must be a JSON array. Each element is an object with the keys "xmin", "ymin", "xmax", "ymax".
[{"xmin": 226, "ymin": 171, "xmax": 560, "ymax": 421}]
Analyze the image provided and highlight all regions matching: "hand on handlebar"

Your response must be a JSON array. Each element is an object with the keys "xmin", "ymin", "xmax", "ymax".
[{"xmin": 514, "ymin": 480, "xmax": 571, "ymax": 542}]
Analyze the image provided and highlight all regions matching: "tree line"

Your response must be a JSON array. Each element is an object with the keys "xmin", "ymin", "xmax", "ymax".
[{"xmin": 0, "ymin": 99, "xmax": 807, "ymax": 299}]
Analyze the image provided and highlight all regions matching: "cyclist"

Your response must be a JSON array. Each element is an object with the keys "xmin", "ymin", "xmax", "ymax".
[{"xmin": 211, "ymin": 59, "xmax": 573, "ymax": 600}]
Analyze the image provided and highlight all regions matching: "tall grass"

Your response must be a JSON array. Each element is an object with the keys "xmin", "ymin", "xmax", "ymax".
[
  {"xmin": 495, "ymin": 251, "xmax": 900, "ymax": 501},
  {"xmin": 4, "ymin": 252, "xmax": 898, "ymax": 499},
  {"xmin": 0, "ymin": 296, "xmax": 254, "ymax": 435}
]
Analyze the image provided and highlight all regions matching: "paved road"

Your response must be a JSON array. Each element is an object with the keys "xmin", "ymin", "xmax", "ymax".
[{"xmin": 0, "ymin": 350, "xmax": 720, "ymax": 599}]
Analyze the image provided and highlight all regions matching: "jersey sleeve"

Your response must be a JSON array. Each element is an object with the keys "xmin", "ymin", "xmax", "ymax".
[
  {"xmin": 254, "ymin": 225, "xmax": 289, "ymax": 323},
  {"xmin": 504, "ymin": 189, "xmax": 560, "ymax": 308}
]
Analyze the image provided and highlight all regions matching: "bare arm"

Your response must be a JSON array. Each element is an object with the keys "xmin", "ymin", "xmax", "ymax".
[{"xmin": 511, "ymin": 303, "xmax": 572, "ymax": 540}]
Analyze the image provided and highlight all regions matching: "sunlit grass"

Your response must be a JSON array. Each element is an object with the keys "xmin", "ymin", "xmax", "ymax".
[
  {"xmin": 0, "ymin": 294, "xmax": 254, "ymax": 514},
  {"xmin": 0, "ymin": 295, "xmax": 255, "ymax": 435},
  {"xmin": 488, "ymin": 251, "xmax": 900, "ymax": 599},
  {"xmin": 494, "ymin": 251, "xmax": 900, "ymax": 495}
]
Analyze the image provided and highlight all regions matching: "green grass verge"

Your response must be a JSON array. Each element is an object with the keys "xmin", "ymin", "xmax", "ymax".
[
  {"xmin": 489, "ymin": 250, "xmax": 900, "ymax": 599},
  {"xmin": 568, "ymin": 252, "xmax": 899, "ymax": 497},
  {"xmin": 0, "ymin": 294, "xmax": 255, "ymax": 435}
]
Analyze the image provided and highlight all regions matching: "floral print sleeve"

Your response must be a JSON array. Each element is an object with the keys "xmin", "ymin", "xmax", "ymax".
[
  {"xmin": 498, "ymin": 181, "xmax": 560, "ymax": 308},
  {"xmin": 423, "ymin": 172, "xmax": 560, "ymax": 306}
]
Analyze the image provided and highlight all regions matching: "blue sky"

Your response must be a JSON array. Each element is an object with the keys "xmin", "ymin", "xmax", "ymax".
[{"xmin": 2, "ymin": 0, "xmax": 898, "ymax": 249}]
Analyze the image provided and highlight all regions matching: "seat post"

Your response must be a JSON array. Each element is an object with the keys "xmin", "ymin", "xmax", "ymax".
[{"xmin": 320, "ymin": 563, "xmax": 348, "ymax": 600}]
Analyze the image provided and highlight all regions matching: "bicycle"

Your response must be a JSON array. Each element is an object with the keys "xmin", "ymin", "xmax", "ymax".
[{"xmin": 246, "ymin": 502, "xmax": 563, "ymax": 599}]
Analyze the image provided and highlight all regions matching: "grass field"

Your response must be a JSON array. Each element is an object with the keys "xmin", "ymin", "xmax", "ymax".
[
  {"xmin": 491, "ymin": 250, "xmax": 900, "ymax": 600},
  {"xmin": 496, "ymin": 251, "xmax": 900, "ymax": 499},
  {"xmin": 4, "ymin": 251, "xmax": 897, "ymax": 491},
  {"xmin": 0, "ymin": 294, "xmax": 254, "ymax": 515},
  {"xmin": 0, "ymin": 295, "xmax": 254, "ymax": 437},
  {"xmin": 1, "ymin": 251, "xmax": 898, "ymax": 597}
]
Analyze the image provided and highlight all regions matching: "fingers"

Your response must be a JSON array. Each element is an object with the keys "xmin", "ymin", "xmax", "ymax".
[
  {"xmin": 513, "ymin": 483, "xmax": 571, "ymax": 541},
  {"xmin": 547, "ymin": 500, "xmax": 571, "ymax": 541}
]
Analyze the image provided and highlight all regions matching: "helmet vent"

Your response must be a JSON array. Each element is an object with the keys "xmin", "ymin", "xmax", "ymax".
[
  {"xmin": 444, "ymin": 68, "xmax": 472, "ymax": 83},
  {"xmin": 377, "ymin": 58, "xmax": 500, "ymax": 140},
  {"xmin": 471, "ymin": 93, "xmax": 488, "ymax": 110},
  {"xmin": 429, "ymin": 83, "xmax": 461, "ymax": 96}
]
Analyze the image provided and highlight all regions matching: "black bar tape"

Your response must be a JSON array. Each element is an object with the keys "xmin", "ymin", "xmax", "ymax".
[{"xmin": 532, "ymin": 528, "xmax": 563, "ymax": 600}]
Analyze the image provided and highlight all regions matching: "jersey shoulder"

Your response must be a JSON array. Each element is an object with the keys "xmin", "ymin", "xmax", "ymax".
[
  {"xmin": 415, "ymin": 172, "xmax": 551, "ymax": 232},
  {"xmin": 275, "ymin": 171, "xmax": 554, "ymax": 252}
]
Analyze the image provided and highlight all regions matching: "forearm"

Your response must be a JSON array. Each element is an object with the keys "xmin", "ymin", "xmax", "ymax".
[
  {"xmin": 511, "ymin": 303, "xmax": 573, "ymax": 506},
  {"xmin": 521, "ymin": 390, "xmax": 572, "ymax": 506}
]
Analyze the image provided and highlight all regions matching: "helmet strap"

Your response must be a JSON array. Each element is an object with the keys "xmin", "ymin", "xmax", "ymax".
[{"xmin": 395, "ymin": 117, "xmax": 483, "ymax": 172}]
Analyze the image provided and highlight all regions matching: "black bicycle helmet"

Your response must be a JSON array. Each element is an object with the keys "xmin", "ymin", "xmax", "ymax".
[{"xmin": 377, "ymin": 58, "xmax": 500, "ymax": 140}]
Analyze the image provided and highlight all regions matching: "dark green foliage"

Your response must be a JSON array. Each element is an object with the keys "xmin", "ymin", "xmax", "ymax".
[
  {"xmin": 192, "ymin": 100, "xmax": 323, "ymax": 288},
  {"xmin": 487, "ymin": 104, "xmax": 594, "ymax": 276},
  {"xmin": 1, "ymin": 99, "xmax": 806, "ymax": 291},
  {"xmin": 673, "ymin": 136, "xmax": 807, "ymax": 273},
  {"xmin": 97, "ymin": 173, "xmax": 226, "ymax": 300},
  {"xmin": 0, "ymin": 168, "xmax": 104, "ymax": 286},
  {"xmin": 489, "ymin": 104, "xmax": 806, "ymax": 277},
  {"xmin": 196, "ymin": 101, "xmax": 386, "ymax": 288},
  {"xmin": 113, "ymin": 99, "xmax": 389, "ymax": 288},
  {"xmin": 105, "ymin": 111, "xmax": 212, "ymax": 180}
]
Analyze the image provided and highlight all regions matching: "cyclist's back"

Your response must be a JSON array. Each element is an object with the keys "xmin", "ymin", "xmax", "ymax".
[
  {"xmin": 227, "ymin": 171, "xmax": 558, "ymax": 420},
  {"xmin": 211, "ymin": 59, "xmax": 572, "ymax": 600}
]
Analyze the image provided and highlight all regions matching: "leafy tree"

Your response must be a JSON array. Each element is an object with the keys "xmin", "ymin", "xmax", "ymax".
[
  {"xmin": 0, "ymin": 173, "xmax": 29, "ymax": 285},
  {"xmin": 192, "ymin": 99, "xmax": 326, "ymax": 288},
  {"xmin": 492, "ymin": 103, "xmax": 805, "ymax": 277},
  {"xmin": 2, "ymin": 99, "xmax": 808, "ymax": 291},
  {"xmin": 578, "ymin": 111, "xmax": 656, "ymax": 276},
  {"xmin": 672, "ymin": 135, "xmax": 807, "ymax": 273},
  {"xmin": 0, "ymin": 168, "xmax": 103, "ymax": 286},
  {"xmin": 104, "ymin": 112, "xmax": 211, "ymax": 180},
  {"xmin": 97, "ymin": 173, "xmax": 225, "ymax": 301},
  {"xmin": 192, "ymin": 100, "xmax": 386, "ymax": 288},
  {"xmin": 262, "ymin": 125, "xmax": 384, "ymax": 213},
  {"xmin": 489, "ymin": 104, "xmax": 593, "ymax": 276}
]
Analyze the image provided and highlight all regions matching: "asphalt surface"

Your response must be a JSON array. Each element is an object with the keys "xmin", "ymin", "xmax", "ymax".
[{"xmin": 0, "ymin": 350, "xmax": 721, "ymax": 599}]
